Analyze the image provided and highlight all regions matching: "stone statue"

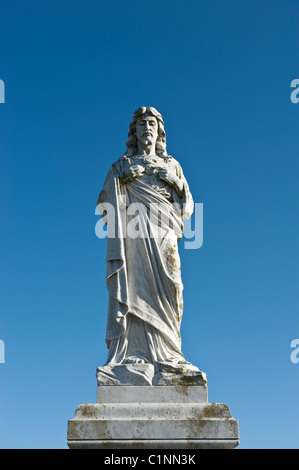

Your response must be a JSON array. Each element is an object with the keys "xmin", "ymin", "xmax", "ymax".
[
  {"xmin": 67, "ymin": 107, "xmax": 240, "ymax": 449},
  {"xmin": 96, "ymin": 106, "xmax": 206, "ymax": 386}
]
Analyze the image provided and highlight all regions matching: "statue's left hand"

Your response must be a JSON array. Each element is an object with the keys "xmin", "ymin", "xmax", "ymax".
[{"xmin": 157, "ymin": 168, "xmax": 183, "ymax": 194}]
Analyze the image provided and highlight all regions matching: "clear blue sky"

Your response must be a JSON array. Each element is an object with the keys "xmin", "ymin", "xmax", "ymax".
[{"xmin": 0, "ymin": 0, "xmax": 298, "ymax": 449}]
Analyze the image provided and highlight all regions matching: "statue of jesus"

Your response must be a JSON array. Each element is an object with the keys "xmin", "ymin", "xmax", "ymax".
[{"xmin": 97, "ymin": 106, "xmax": 205, "ymax": 385}]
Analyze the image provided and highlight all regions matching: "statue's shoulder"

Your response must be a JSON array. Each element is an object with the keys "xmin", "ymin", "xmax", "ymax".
[
  {"xmin": 164, "ymin": 155, "xmax": 182, "ymax": 170},
  {"xmin": 166, "ymin": 154, "xmax": 177, "ymax": 164},
  {"xmin": 165, "ymin": 155, "xmax": 187, "ymax": 180},
  {"xmin": 110, "ymin": 154, "xmax": 127, "ymax": 173}
]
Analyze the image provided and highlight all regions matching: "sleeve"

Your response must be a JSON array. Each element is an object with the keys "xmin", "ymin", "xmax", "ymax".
[
  {"xmin": 172, "ymin": 158, "xmax": 194, "ymax": 221},
  {"xmin": 97, "ymin": 159, "xmax": 123, "ymax": 208}
]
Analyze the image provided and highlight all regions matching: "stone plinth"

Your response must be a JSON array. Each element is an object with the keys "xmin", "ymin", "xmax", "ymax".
[
  {"xmin": 96, "ymin": 363, "xmax": 207, "ymax": 387},
  {"xmin": 67, "ymin": 385, "xmax": 239, "ymax": 449}
]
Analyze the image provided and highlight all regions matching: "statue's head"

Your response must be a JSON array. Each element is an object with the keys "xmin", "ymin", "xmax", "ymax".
[{"xmin": 125, "ymin": 106, "xmax": 167, "ymax": 158}]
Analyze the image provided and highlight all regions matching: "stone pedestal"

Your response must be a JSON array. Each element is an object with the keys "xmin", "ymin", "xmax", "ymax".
[{"xmin": 67, "ymin": 384, "xmax": 239, "ymax": 449}]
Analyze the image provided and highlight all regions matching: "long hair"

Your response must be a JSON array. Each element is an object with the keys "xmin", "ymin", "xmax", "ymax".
[{"xmin": 125, "ymin": 106, "xmax": 167, "ymax": 158}]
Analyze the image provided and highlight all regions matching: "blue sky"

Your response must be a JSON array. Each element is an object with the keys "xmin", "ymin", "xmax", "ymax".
[{"xmin": 0, "ymin": 0, "xmax": 298, "ymax": 448}]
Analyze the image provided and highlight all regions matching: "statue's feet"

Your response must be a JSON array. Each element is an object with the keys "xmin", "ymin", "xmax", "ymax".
[{"xmin": 123, "ymin": 356, "xmax": 148, "ymax": 364}]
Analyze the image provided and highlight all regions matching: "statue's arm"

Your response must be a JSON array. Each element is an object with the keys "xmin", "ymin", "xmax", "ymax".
[
  {"xmin": 97, "ymin": 161, "xmax": 121, "ymax": 207},
  {"xmin": 173, "ymin": 160, "xmax": 194, "ymax": 220}
]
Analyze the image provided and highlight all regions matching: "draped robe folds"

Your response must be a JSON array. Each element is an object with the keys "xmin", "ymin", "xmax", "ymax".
[{"xmin": 97, "ymin": 154, "xmax": 195, "ymax": 368}]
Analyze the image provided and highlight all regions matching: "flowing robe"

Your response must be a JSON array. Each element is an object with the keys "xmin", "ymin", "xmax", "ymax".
[{"xmin": 97, "ymin": 154, "xmax": 194, "ymax": 367}]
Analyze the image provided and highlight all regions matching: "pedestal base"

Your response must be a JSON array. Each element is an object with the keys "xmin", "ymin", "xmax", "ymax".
[
  {"xmin": 67, "ymin": 439, "xmax": 239, "ymax": 449},
  {"xmin": 67, "ymin": 385, "xmax": 239, "ymax": 449}
]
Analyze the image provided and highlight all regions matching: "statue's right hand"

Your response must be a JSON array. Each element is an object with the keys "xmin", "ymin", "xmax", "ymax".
[{"xmin": 120, "ymin": 165, "xmax": 145, "ymax": 184}]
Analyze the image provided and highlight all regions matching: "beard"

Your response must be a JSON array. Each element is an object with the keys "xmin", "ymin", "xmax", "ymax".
[{"xmin": 141, "ymin": 135, "xmax": 155, "ymax": 147}]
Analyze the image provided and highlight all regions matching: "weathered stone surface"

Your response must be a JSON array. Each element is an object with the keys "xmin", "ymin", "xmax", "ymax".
[
  {"xmin": 67, "ymin": 386, "xmax": 239, "ymax": 449},
  {"xmin": 152, "ymin": 362, "xmax": 207, "ymax": 386},
  {"xmin": 67, "ymin": 107, "xmax": 240, "ymax": 449},
  {"xmin": 97, "ymin": 363, "xmax": 155, "ymax": 386},
  {"xmin": 97, "ymin": 107, "xmax": 203, "ymax": 382},
  {"xmin": 97, "ymin": 385, "xmax": 208, "ymax": 404},
  {"xmin": 67, "ymin": 439, "xmax": 239, "ymax": 449},
  {"xmin": 97, "ymin": 362, "xmax": 207, "ymax": 387}
]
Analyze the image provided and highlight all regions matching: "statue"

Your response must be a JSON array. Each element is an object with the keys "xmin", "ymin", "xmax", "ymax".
[
  {"xmin": 67, "ymin": 107, "xmax": 240, "ymax": 449},
  {"xmin": 96, "ymin": 106, "xmax": 206, "ymax": 386}
]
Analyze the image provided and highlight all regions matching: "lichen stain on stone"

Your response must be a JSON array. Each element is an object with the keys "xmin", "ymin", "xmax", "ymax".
[
  {"xmin": 184, "ymin": 417, "xmax": 209, "ymax": 437},
  {"xmin": 66, "ymin": 423, "xmax": 77, "ymax": 440},
  {"xmin": 94, "ymin": 420, "xmax": 112, "ymax": 440},
  {"xmin": 78, "ymin": 404, "xmax": 98, "ymax": 419},
  {"xmin": 192, "ymin": 404, "xmax": 231, "ymax": 420},
  {"xmin": 119, "ymin": 172, "xmax": 131, "ymax": 186},
  {"xmin": 174, "ymin": 385, "xmax": 190, "ymax": 397},
  {"xmin": 201, "ymin": 404, "xmax": 222, "ymax": 419}
]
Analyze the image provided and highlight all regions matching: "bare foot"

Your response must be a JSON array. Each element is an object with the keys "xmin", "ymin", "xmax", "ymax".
[{"xmin": 124, "ymin": 357, "xmax": 146, "ymax": 364}]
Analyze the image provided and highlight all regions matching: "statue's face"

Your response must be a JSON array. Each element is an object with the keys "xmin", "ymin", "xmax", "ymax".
[{"xmin": 135, "ymin": 114, "xmax": 158, "ymax": 148}]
